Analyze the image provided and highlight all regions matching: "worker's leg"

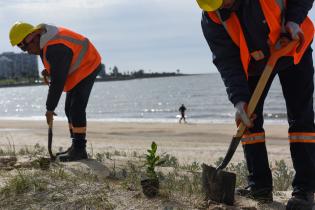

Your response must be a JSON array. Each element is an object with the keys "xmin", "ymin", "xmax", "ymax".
[
  {"xmin": 237, "ymin": 73, "xmax": 276, "ymax": 202},
  {"xmin": 59, "ymin": 65, "xmax": 101, "ymax": 162},
  {"xmin": 278, "ymin": 48, "xmax": 315, "ymax": 209},
  {"xmin": 65, "ymin": 92, "xmax": 74, "ymax": 138},
  {"xmin": 56, "ymin": 92, "xmax": 74, "ymax": 156}
]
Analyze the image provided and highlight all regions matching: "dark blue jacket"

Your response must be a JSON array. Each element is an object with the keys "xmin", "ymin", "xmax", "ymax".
[
  {"xmin": 40, "ymin": 44, "xmax": 73, "ymax": 111},
  {"xmin": 201, "ymin": 0, "xmax": 314, "ymax": 106}
]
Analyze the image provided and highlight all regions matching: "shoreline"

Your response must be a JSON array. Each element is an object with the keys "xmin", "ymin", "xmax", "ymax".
[
  {"xmin": 0, "ymin": 73, "xmax": 197, "ymax": 89},
  {"xmin": 0, "ymin": 119, "xmax": 292, "ymax": 167},
  {"xmin": 0, "ymin": 116, "xmax": 289, "ymax": 125}
]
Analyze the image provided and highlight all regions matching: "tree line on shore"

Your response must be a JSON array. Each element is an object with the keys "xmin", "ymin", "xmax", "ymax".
[
  {"xmin": 0, "ymin": 63, "xmax": 184, "ymax": 87},
  {"xmin": 99, "ymin": 65, "xmax": 184, "ymax": 81}
]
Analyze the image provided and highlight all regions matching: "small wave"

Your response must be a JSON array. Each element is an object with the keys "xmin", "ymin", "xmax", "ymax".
[
  {"xmin": 263, "ymin": 113, "xmax": 287, "ymax": 119},
  {"xmin": 0, "ymin": 116, "xmax": 288, "ymax": 125},
  {"xmin": 143, "ymin": 109, "xmax": 172, "ymax": 113}
]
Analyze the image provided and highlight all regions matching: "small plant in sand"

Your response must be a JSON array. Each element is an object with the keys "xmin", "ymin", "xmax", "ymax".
[
  {"xmin": 161, "ymin": 153, "xmax": 179, "ymax": 167},
  {"xmin": 141, "ymin": 141, "xmax": 165, "ymax": 198},
  {"xmin": 273, "ymin": 160, "xmax": 294, "ymax": 191}
]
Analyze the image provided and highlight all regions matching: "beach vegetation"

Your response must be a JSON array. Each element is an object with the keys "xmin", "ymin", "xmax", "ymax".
[
  {"xmin": 0, "ymin": 143, "xmax": 295, "ymax": 209},
  {"xmin": 226, "ymin": 161, "xmax": 248, "ymax": 187},
  {"xmin": 121, "ymin": 161, "xmax": 142, "ymax": 191},
  {"xmin": 273, "ymin": 160, "xmax": 294, "ymax": 191},
  {"xmin": 0, "ymin": 139, "xmax": 16, "ymax": 156},
  {"xmin": 141, "ymin": 141, "xmax": 165, "ymax": 197},
  {"xmin": 132, "ymin": 151, "xmax": 138, "ymax": 157},
  {"xmin": 105, "ymin": 151, "xmax": 112, "ymax": 159},
  {"xmin": 0, "ymin": 159, "xmax": 114, "ymax": 209},
  {"xmin": 160, "ymin": 153, "xmax": 179, "ymax": 167},
  {"xmin": 17, "ymin": 143, "xmax": 46, "ymax": 157},
  {"xmin": 143, "ymin": 141, "xmax": 165, "ymax": 180},
  {"xmin": 114, "ymin": 150, "xmax": 127, "ymax": 157},
  {"xmin": 0, "ymin": 170, "xmax": 48, "ymax": 196},
  {"xmin": 95, "ymin": 152, "xmax": 106, "ymax": 162},
  {"xmin": 180, "ymin": 161, "xmax": 201, "ymax": 172}
]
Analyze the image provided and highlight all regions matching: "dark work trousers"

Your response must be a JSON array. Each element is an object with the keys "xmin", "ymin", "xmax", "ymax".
[
  {"xmin": 245, "ymin": 48, "xmax": 315, "ymax": 192},
  {"xmin": 65, "ymin": 65, "xmax": 101, "ymax": 130}
]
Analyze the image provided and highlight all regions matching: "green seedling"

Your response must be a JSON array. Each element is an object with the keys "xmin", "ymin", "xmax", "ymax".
[{"xmin": 145, "ymin": 141, "xmax": 165, "ymax": 179}]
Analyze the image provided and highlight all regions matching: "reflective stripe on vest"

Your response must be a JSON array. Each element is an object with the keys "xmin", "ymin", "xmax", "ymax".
[
  {"xmin": 260, "ymin": 0, "xmax": 314, "ymax": 64},
  {"xmin": 214, "ymin": 11, "xmax": 250, "ymax": 77},
  {"xmin": 49, "ymin": 35, "xmax": 89, "ymax": 75},
  {"xmin": 43, "ymin": 27, "xmax": 101, "ymax": 91},
  {"xmin": 241, "ymin": 132, "xmax": 265, "ymax": 145},
  {"xmin": 207, "ymin": 0, "xmax": 314, "ymax": 78},
  {"xmin": 289, "ymin": 132, "xmax": 315, "ymax": 143}
]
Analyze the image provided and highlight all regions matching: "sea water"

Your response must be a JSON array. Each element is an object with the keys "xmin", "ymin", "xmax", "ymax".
[{"xmin": 0, "ymin": 74, "xmax": 302, "ymax": 124}]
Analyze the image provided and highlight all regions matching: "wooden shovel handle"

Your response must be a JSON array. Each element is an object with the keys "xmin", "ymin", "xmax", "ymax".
[
  {"xmin": 235, "ymin": 40, "xmax": 298, "ymax": 138},
  {"xmin": 216, "ymin": 40, "xmax": 298, "ymax": 170}
]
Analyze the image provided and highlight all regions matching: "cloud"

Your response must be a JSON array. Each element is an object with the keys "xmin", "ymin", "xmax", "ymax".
[
  {"xmin": 1, "ymin": 0, "xmax": 211, "ymax": 74},
  {"xmin": 0, "ymin": 0, "xmax": 117, "ymax": 9},
  {"xmin": 4, "ymin": 1, "xmax": 314, "ymax": 74}
]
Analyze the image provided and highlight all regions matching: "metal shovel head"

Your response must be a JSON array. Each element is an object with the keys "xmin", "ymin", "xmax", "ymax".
[{"xmin": 202, "ymin": 164, "xmax": 236, "ymax": 205}]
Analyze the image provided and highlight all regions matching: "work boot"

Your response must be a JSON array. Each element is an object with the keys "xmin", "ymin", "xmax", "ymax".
[
  {"xmin": 56, "ymin": 130, "xmax": 75, "ymax": 156},
  {"xmin": 236, "ymin": 186, "xmax": 273, "ymax": 203},
  {"xmin": 286, "ymin": 190, "xmax": 314, "ymax": 210},
  {"xmin": 56, "ymin": 141, "xmax": 73, "ymax": 156},
  {"xmin": 56, "ymin": 146, "xmax": 72, "ymax": 156},
  {"xmin": 58, "ymin": 139, "xmax": 88, "ymax": 162}
]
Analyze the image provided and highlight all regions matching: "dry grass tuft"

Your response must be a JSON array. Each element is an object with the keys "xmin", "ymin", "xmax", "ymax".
[{"xmin": 0, "ymin": 145, "xmax": 295, "ymax": 209}]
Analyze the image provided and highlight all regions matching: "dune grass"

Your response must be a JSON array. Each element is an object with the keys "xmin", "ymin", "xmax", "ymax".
[{"xmin": 0, "ymin": 144, "xmax": 295, "ymax": 209}]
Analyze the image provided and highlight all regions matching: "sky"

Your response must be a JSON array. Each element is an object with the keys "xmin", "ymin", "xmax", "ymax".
[{"xmin": 0, "ymin": 0, "xmax": 315, "ymax": 74}]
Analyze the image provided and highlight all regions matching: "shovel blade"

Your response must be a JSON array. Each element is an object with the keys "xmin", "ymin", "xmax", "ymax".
[{"xmin": 202, "ymin": 164, "xmax": 236, "ymax": 205}]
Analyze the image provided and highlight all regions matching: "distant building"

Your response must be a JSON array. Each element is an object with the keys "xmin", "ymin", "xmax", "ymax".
[
  {"xmin": 0, "ymin": 52, "xmax": 38, "ymax": 80},
  {"xmin": 0, "ymin": 56, "xmax": 13, "ymax": 79},
  {"xmin": 98, "ymin": 63, "xmax": 106, "ymax": 79}
]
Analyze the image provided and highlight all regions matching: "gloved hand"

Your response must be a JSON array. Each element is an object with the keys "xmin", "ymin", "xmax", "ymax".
[
  {"xmin": 285, "ymin": 21, "xmax": 304, "ymax": 53},
  {"xmin": 235, "ymin": 101, "xmax": 254, "ymax": 128},
  {"xmin": 45, "ymin": 111, "xmax": 57, "ymax": 126}
]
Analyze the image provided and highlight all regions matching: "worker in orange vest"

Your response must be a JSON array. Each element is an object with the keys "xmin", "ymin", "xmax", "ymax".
[
  {"xmin": 9, "ymin": 22, "xmax": 102, "ymax": 162},
  {"xmin": 197, "ymin": 0, "xmax": 315, "ymax": 209}
]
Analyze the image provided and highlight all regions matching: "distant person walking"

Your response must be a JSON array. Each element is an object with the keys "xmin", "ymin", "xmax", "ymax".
[
  {"xmin": 178, "ymin": 104, "xmax": 187, "ymax": 124},
  {"xmin": 9, "ymin": 22, "xmax": 102, "ymax": 162}
]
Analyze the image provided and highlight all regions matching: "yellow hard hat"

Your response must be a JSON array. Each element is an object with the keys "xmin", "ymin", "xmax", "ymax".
[
  {"xmin": 196, "ymin": 0, "xmax": 223, "ymax": 11},
  {"xmin": 9, "ymin": 22, "xmax": 38, "ymax": 46}
]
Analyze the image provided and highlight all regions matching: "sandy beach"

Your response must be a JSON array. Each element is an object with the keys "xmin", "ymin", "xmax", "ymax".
[
  {"xmin": 0, "ymin": 120, "xmax": 292, "ymax": 166},
  {"xmin": 0, "ymin": 120, "xmax": 300, "ymax": 209}
]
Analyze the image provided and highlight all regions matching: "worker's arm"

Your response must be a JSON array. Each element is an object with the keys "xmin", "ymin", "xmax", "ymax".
[
  {"xmin": 45, "ymin": 44, "xmax": 73, "ymax": 111},
  {"xmin": 285, "ymin": 0, "xmax": 314, "ymax": 24},
  {"xmin": 201, "ymin": 11, "xmax": 250, "ymax": 106}
]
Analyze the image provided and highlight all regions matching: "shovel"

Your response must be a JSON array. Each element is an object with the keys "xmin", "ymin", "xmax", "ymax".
[
  {"xmin": 37, "ymin": 121, "xmax": 55, "ymax": 170},
  {"xmin": 202, "ymin": 40, "xmax": 298, "ymax": 205},
  {"xmin": 48, "ymin": 121, "xmax": 56, "ymax": 161}
]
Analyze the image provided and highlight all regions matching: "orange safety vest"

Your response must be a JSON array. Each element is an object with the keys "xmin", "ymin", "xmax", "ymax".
[
  {"xmin": 207, "ymin": 0, "xmax": 314, "ymax": 78},
  {"xmin": 42, "ymin": 27, "xmax": 101, "ymax": 91}
]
